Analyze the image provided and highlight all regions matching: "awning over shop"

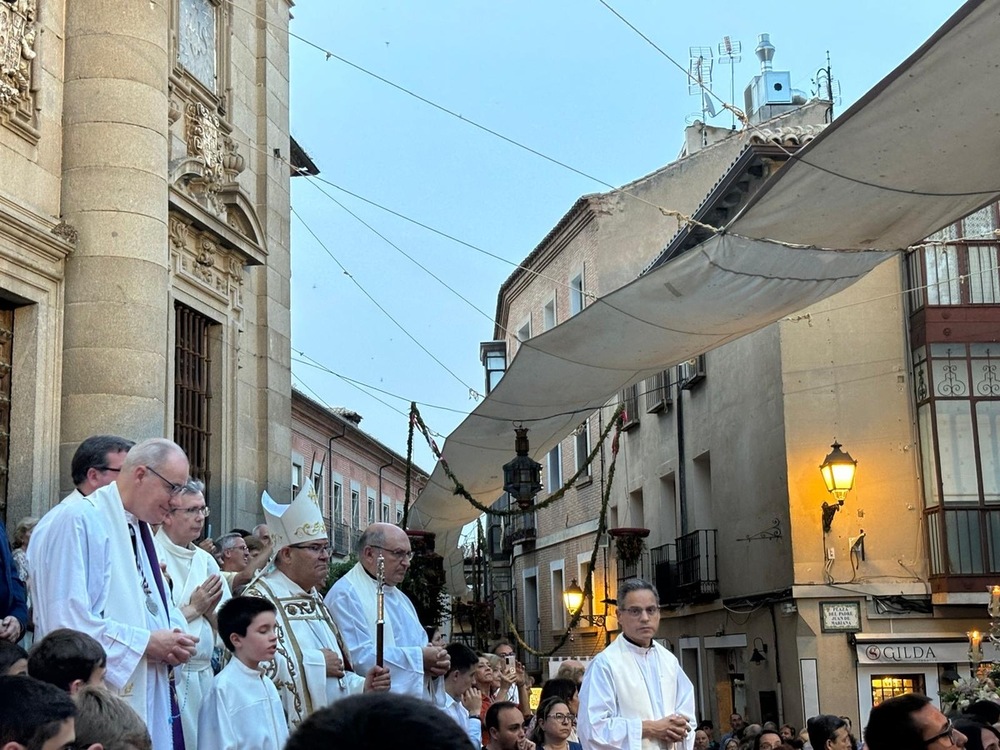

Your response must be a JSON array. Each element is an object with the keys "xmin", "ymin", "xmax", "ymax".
[{"xmin": 408, "ymin": 0, "xmax": 1000, "ymax": 593}]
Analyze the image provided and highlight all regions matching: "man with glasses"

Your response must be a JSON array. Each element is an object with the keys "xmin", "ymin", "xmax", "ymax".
[
  {"xmin": 245, "ymin": 488, "xmax": 391, "ymax": 731},
  {"xmin": 29, "ymin": 438, "xmax": 199, "ymax": 750},
  {"xmin": 864, "ymin": 693, "xmax": 967, "ymax": 750},
  {"xmin": 154, "ymin": 479, "xmax": 230, "ymax": 748},
  {"xmin": 578, "ymin": 578, "xmax": 696, "ymax": 750},
  {"xmin": 326, "ymin": 522, "xmax": 451, "ymax": 699}
]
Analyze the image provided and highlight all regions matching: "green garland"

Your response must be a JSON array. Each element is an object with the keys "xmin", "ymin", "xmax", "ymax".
[
  {"xmin": 407, "ymin": 402, "xmax": 627, "ymax": 657},
  {"xmin": 401, "ymin": 402, "xmax": 416, "ymax": 529},
  {"xmin": 502, "ymin": 423, "xmax": 621, "ymax": 657},
  {"xmin": 411, "ymin": 402, "xmax": 625, "ymax": 517}
]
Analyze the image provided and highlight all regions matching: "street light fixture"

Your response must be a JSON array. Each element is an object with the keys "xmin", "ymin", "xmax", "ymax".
[
  {"xmin": 749, "ymin": 637, "xmax": 768, "ymax": 665},
  {"xmin": 562, "ymin": 578, "xmax": 607, "ymax": 627},
  {"xmin": 502, "ymin": 426, "xmax": 542, "ymax": 511},
  {"xmin": 819, "ymin": 440, "xmax": 857, "ymax": 533}
]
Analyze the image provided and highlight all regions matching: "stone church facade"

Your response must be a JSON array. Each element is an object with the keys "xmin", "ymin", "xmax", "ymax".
[{"xmin": 0, "ymin": 0, "xmax": 295, "ymax": 531}]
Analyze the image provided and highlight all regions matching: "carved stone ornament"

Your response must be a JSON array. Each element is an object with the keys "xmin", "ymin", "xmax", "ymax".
[
  {"xmin": 184, "ymin": 101, "xmax": 245, "ymax": 215},
  {"xmin": 0, "ymin": 0, "xmax": 37, "ymax": 110},
  {"xmin": 169, "ymin": 214, "xmax": 246, "ymax": 313}
]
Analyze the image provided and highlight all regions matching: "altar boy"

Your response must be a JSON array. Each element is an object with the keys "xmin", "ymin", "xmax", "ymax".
[{"xmin": 197, "ymin": 597, "xmax": 288, "ymax": 750}]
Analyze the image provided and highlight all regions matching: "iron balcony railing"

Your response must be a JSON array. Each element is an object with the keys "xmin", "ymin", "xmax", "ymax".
[{"xmin": 651, "ymin": 529, "xmax": 719, "ymax": 606}]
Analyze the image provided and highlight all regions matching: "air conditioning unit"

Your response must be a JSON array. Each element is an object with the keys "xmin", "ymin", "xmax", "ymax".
[{"xmin": 679, "ymin": 354, "xmax": 707, "ymax": 389}]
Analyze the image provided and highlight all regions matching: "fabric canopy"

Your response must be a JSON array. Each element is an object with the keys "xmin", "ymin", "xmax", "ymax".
[{"xmin": 408, "ymin": 0, "xmax": 1000, "ymax": 593}]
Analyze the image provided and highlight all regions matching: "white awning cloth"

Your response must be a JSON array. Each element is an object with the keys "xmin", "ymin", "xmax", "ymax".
[{"xmin": 408, "ymin": 0, "xmax": 1000, "ymax": 593}]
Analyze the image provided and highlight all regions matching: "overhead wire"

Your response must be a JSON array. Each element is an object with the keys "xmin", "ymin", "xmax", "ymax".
[
  {"xmin": 596, "ymin": 0, "xmax": 1000, "ymax": 198},
  {"xmin": 291, "ymin": 205, "xmax": 479, "ymax": 396},
  {"xmin": 223, "ymin": 1, "xmax": 1000, "ymax": 441}
]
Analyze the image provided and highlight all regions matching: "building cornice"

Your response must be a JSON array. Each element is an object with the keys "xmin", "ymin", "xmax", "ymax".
[{"xmin": 0, "ymin": 194, "xmax": 75, "ymax": 284}]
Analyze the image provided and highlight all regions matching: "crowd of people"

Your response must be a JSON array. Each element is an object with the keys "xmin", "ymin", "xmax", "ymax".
[{"xmin": 0, "ymin": 434, "xmax": 998, "ymax": 750}]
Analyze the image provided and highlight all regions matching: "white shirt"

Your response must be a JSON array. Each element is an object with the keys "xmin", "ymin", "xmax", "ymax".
[
  {"xmin": 578, "ymin": 636, "xmax": 696, "ymax": 750},
  {"xmin": 326, "ymin": 563, "xmax": 429, "ymax": 698},
  {"xmin": 245, "ymin": 568, "xmax": 365, "ymax": 729},
  {"xmin": 29, "ymin": 483, "xmax": 184, "ymax": 750},
  {"xmin": 197, "ymin": 657, "xmax": 289, "ymax": 750}
]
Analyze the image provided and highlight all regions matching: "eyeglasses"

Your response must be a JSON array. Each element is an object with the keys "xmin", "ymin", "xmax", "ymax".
[
  {"xmin": 172, "ymin": 506, "xmax": 210, "ymax": 518},
  {"xmin": 924, "ymin": 720, "xmax": 960, "ymax": 746},
  {"xmin": 145, "ymin": 465, "xmax": 186, "ymax": 496},
  {"xmin": 547, "ymin": 713, "xmax": 575, "ymax": 724},
  {"xmin": 291, "ymin": 542, "xmax": 333, "ymax": 555},
  {"xmin": 620, "ymin": 605, "xmax": 660, "ymax": 618},
  {"xmin": 370, "ymin": 544, "xmax": 414, "ymax": 561},
  {"xmin": 94, "ymin": 466, "xmax": 122, "ymax": 473}
]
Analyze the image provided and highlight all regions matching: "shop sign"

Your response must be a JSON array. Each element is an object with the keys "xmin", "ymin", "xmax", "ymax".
[{"xmin": 856, "ymin": 641, "xmax": 976, "ymax": 664}]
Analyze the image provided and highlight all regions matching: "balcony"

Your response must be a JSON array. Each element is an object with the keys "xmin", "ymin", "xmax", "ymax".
[
  {"xmin": 651, "ymin": 529, "xmax": 719, "ymax": 606},
  {"xmin": 502, "ymin": 512, "xmax": 536, "ymax": 552}
]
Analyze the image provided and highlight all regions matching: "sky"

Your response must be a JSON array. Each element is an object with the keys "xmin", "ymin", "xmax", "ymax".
[{"xmin": 287, "ymin": 1, "xmax": 962, "ymax": 472}]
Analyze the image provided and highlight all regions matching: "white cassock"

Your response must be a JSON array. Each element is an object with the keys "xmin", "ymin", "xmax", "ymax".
[
  {"xmin": 578, "ymin": 635, "xmax": 696, "ymax": 750},
  {"xmin": 431, "ymin": 680, "xmax": 482, "ymax": 747},
  {"xmin": 196, "ymin": 656, "xmax": 289, "ymax": 750},
  {"xmin": 29, "ymin": 483, "xmax": 185, "ymax": 750},
  {"xmin": 326, "ymin": 562, "xmax": 429, "ymax": 698},
  {"xmin": 244, "ymin": 568, "xmax": 364, "ymax": 729},
  {"xmin": 155, "ymin": 531, "xmax": 233, "ymax": 749}
]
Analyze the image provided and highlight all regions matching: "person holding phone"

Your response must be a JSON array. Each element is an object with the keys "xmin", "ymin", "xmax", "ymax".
[{"xmin": 493, "ymin": 640, "xmax": 530, "ymax": 716}]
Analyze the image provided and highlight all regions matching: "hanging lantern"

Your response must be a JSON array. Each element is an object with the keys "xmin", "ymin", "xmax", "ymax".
[{"xmin": 502, "ymin": 427, "xmax": 542, "ymax": 510}]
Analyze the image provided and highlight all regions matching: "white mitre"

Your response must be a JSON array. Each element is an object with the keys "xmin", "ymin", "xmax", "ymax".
[{"xmin": 261, "ymin": 485, "xmax": 327, "ymax": 551}]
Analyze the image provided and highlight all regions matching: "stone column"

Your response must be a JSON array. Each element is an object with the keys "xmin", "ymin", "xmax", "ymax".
[{"xmin": 59, "ymin": 0, "xmax": 170, "ymax": 474}]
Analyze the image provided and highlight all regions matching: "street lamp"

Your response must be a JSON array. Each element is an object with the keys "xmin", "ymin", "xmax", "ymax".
[
  {"xmin": 749, "ymin": 637, "xmax": 768, "ymax": 665},
  {"xmin": 819, "ymin": 440, "xmax": 857, "ymax": 533},
  {"xmin": 562, "ymin": 578, "xmax": 606, "ymax": 627},
  {"xmin": 502, "ymin": 426, "xmax": 542, "ymax": 511}
]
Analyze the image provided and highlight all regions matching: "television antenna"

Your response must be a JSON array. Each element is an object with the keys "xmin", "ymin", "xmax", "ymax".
[
  {"xmin": 688, "ymin": 46, "xmax": 714, "ymax": 143},
  {"xmin": 717, "ymin": 36, "xmax": 742, "ymax": 129},
  {"xmin": 813, "ymin": 50, "xmax": 842, "ymax": 119}
]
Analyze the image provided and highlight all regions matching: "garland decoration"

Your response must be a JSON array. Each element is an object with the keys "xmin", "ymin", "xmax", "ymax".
[
  {"xmin": 401, "ymin": 402, "xmax": 416, "ymax": 529},
  {"xmin": 500, "ymin": 410, "xmax": 625, "ymax": 657},
  {"xmin": 411, "ymin": 402, "xmax": 626, "ymax": 518}
]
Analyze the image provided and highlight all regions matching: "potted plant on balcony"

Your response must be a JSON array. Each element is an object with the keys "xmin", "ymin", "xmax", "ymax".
[
  {"xmin": 405, "ymin": 528, "xmax": 436, "ymax": 555},
  {"xmin": 398, "ymin": 534, "xmax": 447, "ymax": 628},
  {"xmin": 609, "ymin": 527, "xmax": 650, "ymax": 567}
]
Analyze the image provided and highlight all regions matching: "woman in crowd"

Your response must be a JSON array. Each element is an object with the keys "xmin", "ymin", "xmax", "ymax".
[
  {"xmin": 530, "ymin": 697, "xmax": 581, "ymax": 750},
  {"xmin": 954, "ymin": 717, "xmax": 1000, "ymax": 750}
]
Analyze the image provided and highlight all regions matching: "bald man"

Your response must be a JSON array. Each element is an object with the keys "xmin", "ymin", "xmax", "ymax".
[{"xmin": 325, "ymin": 523, "xmax": 450, "ymax": 699}]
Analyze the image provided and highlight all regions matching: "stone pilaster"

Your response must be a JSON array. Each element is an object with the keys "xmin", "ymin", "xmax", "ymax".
[{"xmin": 59, "ymin": 0, "xmax": 170, "ymax": 472}]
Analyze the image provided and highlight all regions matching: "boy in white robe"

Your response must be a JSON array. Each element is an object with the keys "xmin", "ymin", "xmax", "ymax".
[{"xmin": 197, "ymin": 596, "xmax": 288, "ymax": 750}]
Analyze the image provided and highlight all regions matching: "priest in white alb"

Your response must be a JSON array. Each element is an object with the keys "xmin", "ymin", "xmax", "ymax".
[
  {"xmin": 244, "ymin": 487, "xmax": 391, "ymax": 729},
  {"xmin": 29, "ymin": 438, "xmax": 199, "ymax": 750},
  {"xmin": 155, "ymin": 479, "xmax": 231, "ymax": 749},
  {"xmin": 325, "ymin": 522, "xmax": 451, "ymax": 699},
  {"xmin": 578, "ymin": 578, "xmax": 696, "ymax": 750}
]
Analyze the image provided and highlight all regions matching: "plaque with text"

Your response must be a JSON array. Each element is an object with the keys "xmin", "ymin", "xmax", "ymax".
[{"xmin": 820, "ymin": 600, "xmax": 861, "ymax": 633}]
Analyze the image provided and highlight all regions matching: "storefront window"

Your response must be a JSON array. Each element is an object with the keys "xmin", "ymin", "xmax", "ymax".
[{"xmin": 871, "ymin": 674, "xmax": 926, "ymax": 707}]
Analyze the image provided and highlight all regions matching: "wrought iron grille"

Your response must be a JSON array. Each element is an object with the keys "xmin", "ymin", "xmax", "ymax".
[
  {"xmin": 0, "ymin": 307, "xmax": 11, "ymax": 522},
  {"xmin": 174, "ymin": 304, "xmax": 214, "ymax": 488}
]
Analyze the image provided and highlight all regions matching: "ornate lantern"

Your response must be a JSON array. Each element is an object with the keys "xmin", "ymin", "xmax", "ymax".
[{"xmin": 502, "ymin": 427, "xmax": 542, "ymax": 510}]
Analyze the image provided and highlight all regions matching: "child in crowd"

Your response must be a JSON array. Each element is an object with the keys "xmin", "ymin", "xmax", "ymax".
[
  {"xmin": 0, "ymin": 640, "xmax": 27, "ymax": 676},
  {"xmin": 197, "ymin": 596, "xmax": 288, "ymax": 750},
  {"xmin": 28, "ymin": 627, "xmax": 107, "ymax": 694},
  {"xmin": 74, "ymin": 684, "xmax": 152, "ymax": 750}
]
